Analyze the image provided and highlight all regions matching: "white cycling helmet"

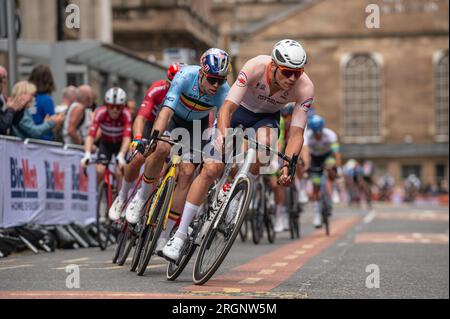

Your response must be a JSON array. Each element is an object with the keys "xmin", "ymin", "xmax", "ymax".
[
  {"xmin": 271, "ymin": 39, "xmax": 307, "ymax": 69},
  {"xmin": 105, "ymin": 87, "xmax": 127, "ymax": 105}
]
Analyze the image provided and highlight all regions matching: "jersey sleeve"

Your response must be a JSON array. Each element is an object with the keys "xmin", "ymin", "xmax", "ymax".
[
  {"xmin": 163, "ymin": 71, "xmax": 187, "ymax": 111},
  {"xmin": 214, "ymin": 83, "xmax": 231, "ymax": 114},
  {"xmin": 225, "ymin": 57, "xmax": 261, "ymax": 106},
  {"xmin": 88, "ymin": 108, "xmax": 103, "ymax": 138},
  {"xmin": 138, "ymin": 82, "xmax": 167, "ymax": 122},
  {"xmin": 327, "ymin": 129, "xmax": 340, "ymax": 153},
  {"xmin": 291, "ymin": 76, "xmax": 314, "ymax": 129},
  {"xmin": 122, "ymin": 108, "xmax": 133, "ymax": 138}
]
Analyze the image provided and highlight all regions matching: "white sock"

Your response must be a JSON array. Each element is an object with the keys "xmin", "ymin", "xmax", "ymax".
[
  {"xmin": 248, "ymin": 172, "xmax": 258, "ymax": 183},
  {"xmin": 295, "ymin": 178, "xmax": 302, "ymax": 194},
  {"xmin": 175, "ymin": 202, "xmax": 200, "ymax": 239},
  {"xmin": 119, "ymin": 180, "xmax": 134, "ymax": 201},
  {"xmin": 276, "ymin": 204, "xmax": 285, "ymax": 217},
  {"xmin": 160, "ymin": 218, "xmax": 177, "ymax": 240},
  {"xmin": 138, "ymin": 177, "xmax": 156, "ymax": 201},
  {"xmin": 313, "ymin": 201, "xmax": 320, "ymax": 214}
]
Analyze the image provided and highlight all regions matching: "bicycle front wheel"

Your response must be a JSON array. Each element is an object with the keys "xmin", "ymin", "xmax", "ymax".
[
  {"xmin": 96, "ymin": 181, "xmax": 110, "ymax": 251},
  {"xmin": 193, "ymin": 178, "xmax": 252, "ymax": 285},
  {"xmin": 136, "ymin": 177, "xmax": 175, "ymax": 276}
]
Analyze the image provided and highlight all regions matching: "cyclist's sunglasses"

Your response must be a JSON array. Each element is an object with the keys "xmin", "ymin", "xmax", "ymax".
[
  {"xmin": 278, "ymin": 66, "xmax": 304, "ymax": 79},
  {"xmin": 204, "ymin": 73, "xmax": 227, "ymax": 86},
  {"xmin": 106, "ymin": 103, "xmax": 124, "ymax": 110}
]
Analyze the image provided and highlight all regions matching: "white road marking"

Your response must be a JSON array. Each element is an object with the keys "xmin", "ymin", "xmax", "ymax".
[
  {"xmin": 0, "ymin": 264, "xmax": 32, "ymax": 271},
  {"xmin": 238, "ymin": 278, "xmax": 263, "ymax": 284},
  {"xmin": 272, "ymin": 262, "xmax": 288, "ymax": 267},
  {"xmin": 61, "ymin": 257, "xmax": 89, "ymax": 263},
  {"xmin": 363, "ymin": 211, "xmax": 377, "ymax": 224},
  {"xmin": 257, "ymin": 269, "xmax": 275, "ymax": 275}
]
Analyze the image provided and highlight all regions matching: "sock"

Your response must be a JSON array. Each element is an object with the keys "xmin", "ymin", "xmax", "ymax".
[
  {"xmin": 160, "ymin": 212, "xmax": 179, "ymax": 240},
  {"xmin": 295, "ymin": 178, "xmax": 302, "ymax": 194},
  {"xmin": 313, "ymin": 201, "xmax": 320, "ymax": 214},
  {"xmin": 138, "ymin": 175, "xmax": 156, "ymax": 200},
  {"xmin": 276, "ymin": 204, "xmax": 285, "ymax": 217},
  {"xmin": 175, "ymin": 202, "xmax": 200, "ymax": 239},
  {"xmin": 118, "ymin": 180, "xmax": 134, "ymax": 201}
]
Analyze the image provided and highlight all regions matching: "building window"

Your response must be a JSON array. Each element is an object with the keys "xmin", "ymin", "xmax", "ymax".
[
  {"xmin": 342, "ymin": 53, "xmax": 382, "ymax": 142},
  {"xmin": 434, "ymin": 51, "xmax": 449, "ymax": 141},
  {"xmin": 435, "ymin": 164, "xmax": 446, "ymax": 184},
  {"xmin": 401, "ymin": 165, "xmax": 422, "ymax": 180}
]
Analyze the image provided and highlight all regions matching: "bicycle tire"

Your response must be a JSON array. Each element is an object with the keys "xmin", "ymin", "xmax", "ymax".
[
  {"xmin": 112, "ymin": 221, "xmax": 128, "ymax": 264},
  {"xmin": 264, "ymin": 189, "xmax": 276, "ymax": 244},
  {"xmin": 250, "ymin": 183, "xmax": 264, "ymax": 245},
  {"xmin": 117, "ymin": 229, "xmax": 136, "ymax": 266},
  {"xmin": 166, "ymin": 207, "xmax": 206, "ymax": 281},
  {"xmin": 96, "ymin": 182, "xmax": 110, "ymax": 251},
  {"xmin": 166, "ymin": 242, "xmax": 197, "ymax": 281},
  {"xmin": 136, "ymin": 177, "xmax": 175, "ymax": 276},
  {"xmin": 239, "ymin": 217, "xmax": 248, "ymax": 242},
  {"xmin": 193, "ymin": 178, "xmax": 252, "ymax": 285}
]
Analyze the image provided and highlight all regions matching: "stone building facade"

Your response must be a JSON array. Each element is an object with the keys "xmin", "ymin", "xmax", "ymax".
[{"xmin": 211, "ymin": 0, "xmax": 449, "ymax": 186}]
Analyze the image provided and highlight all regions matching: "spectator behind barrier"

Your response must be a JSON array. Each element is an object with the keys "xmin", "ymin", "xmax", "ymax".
[
  {"xmin": 0, "ymin": 66, "xmax": 32, "ymax": 135},
  {"xmin": 10, "ymin": 81, "xmax": 64, "ymax": 140},
  {"xmin": 56, "ymin": 85, "xmax": 77, "ymax": 114},
  {"xmin": 28, "ymin": 64, "xmax": 57, "ymax": 141},
  {"xmin": 62, "ymin": 85, "xmax": 93, "ymax": 145},
  {"xmin": 54, "ymin": 85, "xmax": 78, "ymax": 142}
]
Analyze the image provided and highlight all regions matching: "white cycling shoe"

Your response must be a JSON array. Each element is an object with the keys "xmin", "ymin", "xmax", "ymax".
[
  {"xmin": 282, "ymin": 213, "xmax": 290, "ymax": 231},
  {"xmin": 313, "ymin": 211, "xmax": 322, "ymax": 228},
  {"xmin": 155, "ymin": 238, "xmax": 167, "ymax": 257},
  {"xmin": 274, "ymin": 214, "xmax": 284, "ymax": 233},
  {"xmin": 332, "ymin": 190, "xmax": 340, "ymax": 204},
  {"xmin": 163, "ymin": 237, "xmax": 185, "ymax": 262},
  {"xmin": 109, "ymin": 197, "xmax": 125, "ymax": 221},
  {"xmin": 299, "ymin": 190, "xmax": 309, "ymax": 204},
  {"xmin": 125, "ymin": 195, "xmax": 146, "ymax": 224}
]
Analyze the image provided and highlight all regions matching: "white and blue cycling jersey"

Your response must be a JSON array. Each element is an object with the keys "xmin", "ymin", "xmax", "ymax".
[{"xmin": 163, "ymin": 65, "xmax": 230, "ymax": 121}]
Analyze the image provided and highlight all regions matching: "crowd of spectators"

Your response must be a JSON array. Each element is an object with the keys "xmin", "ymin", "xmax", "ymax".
[{"xmin": 0, "ymin": 64, "xmax": 96, "ymax": 146}]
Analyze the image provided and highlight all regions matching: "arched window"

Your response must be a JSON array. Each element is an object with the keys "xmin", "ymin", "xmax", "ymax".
[
  {"xmin": 342, "ymin": 54, "xmax": 382, "ymax": 142},
  {"xmin": 435, "ymin": 51, "xmax": 449, "ymax": 141}
]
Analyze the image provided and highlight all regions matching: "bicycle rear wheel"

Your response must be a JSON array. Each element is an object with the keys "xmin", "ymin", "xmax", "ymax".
[
  {"xmin": 193, "ymin": 178, "xmax": 252, "ymax": 285},
  {"xmin": 136, "ymin": 177, "xmax": 175, "ymax": 276}
]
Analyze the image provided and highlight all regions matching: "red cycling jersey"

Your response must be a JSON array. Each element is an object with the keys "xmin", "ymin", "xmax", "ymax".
[
  {"xmin": 88, "ymin": 106, "xmax": 132, "ymax": 144},
  {"xmin": 137, "ymin": 80, "xmax": 170, "ymax": 123}
]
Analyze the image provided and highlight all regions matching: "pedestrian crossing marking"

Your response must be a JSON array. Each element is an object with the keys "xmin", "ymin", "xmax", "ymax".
[
  {"xmin": 272, "ymin": 262, "xmax": 288, "ymax": 267},
  {"xmin": 61, "ymin": 257, "xmax": 89, "ymax": 263},
  {"xmin": 257, "ymin": 269, "xmax": 275, "ymax": 275},
  {"xmin": 238, "ymin": 278, "xmax": 262, "ymax": 284},
  {"xmin": 284, "ymin": 255, "xmax": 298, "ymax": 260}
]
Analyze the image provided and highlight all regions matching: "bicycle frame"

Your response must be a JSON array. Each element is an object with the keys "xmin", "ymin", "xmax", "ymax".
[{"xmin": 145, "ymin": 154, "xmax": 181, "ymax": 230}]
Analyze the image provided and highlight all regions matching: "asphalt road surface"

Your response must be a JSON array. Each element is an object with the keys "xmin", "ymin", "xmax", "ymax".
[{"xmin": 0, "ymin": 203, "xmax": 448, "ymax": 299}]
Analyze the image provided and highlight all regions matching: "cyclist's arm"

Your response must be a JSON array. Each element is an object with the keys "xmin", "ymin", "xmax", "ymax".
[
  {"xmin": 219, "ymin": 60, "xmax": 260, "ymax": 137},
  {"xmin": 132, "ymin": 114, "xmax": 147, "ymax": 139},
  {"xmin": 85, "ymin": 108, "xmax": 101, "ymax": 153},
  {"xmin": 301, "ymin": 144, "xmax": 310, "ymax": 171},
  {"xmin": 120, "ymin": 109, "xmax": 133, "ymax": 155},
  {"xmin": 284, "ymin": 125, "xmax": 304, "ymax": 165},
  {"xmin": 329, "ymin": 130, "xmax": 342, "ymax": 168},
  {"xmin": 217, "ymin": 100, "xmax": 240, "ymax": 138},
  {"xmin": 84, "ymin": 135, "xmax": 95, "ymax": 154},
  {"xmin": 151, "ymin": 106, "xmax": 174, "ymax": 137}
]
